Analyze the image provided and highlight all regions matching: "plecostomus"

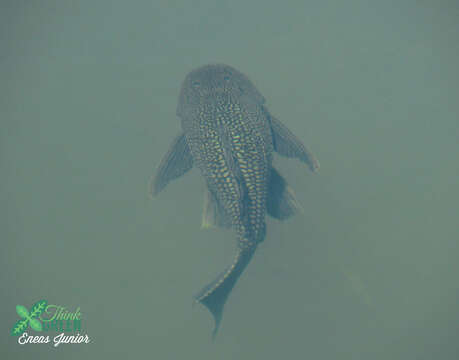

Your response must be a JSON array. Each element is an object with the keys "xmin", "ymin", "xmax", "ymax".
[{"xmin": 151, "ymin": 64, "xmax": 319, "ymax": 338}]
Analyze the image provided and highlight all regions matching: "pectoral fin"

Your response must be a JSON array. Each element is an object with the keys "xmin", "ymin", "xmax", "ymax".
[
  {"xmin": 150, "ymin": 132, "xmax": 193, "ymax": 196},
  {"xmin": 267, "ymin": 167, "xmax": 303, "ymax": 220},
  {"xmin": 268, "ymin": 113, "xmax": 320, "ymax": 172}
]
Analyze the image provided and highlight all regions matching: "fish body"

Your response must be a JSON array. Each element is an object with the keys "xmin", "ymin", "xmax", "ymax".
[{"xmin": 152, "ymin": 64, "xmax": 319, "ymax": 338}]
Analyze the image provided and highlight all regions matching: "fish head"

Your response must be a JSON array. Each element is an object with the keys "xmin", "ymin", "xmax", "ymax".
[{"xmin": 177, "ymin": 64, "xmax": 265, "ymax": 117}]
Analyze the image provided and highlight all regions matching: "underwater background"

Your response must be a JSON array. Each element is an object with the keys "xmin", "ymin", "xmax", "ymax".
[{"xmin": 1, "ymin": 0, "xmax": 458, "ymax": 359}]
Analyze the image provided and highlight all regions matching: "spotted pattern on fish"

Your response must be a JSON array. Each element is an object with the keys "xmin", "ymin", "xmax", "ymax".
[{"xmin": 183, "ymin": 93, "xmax": 272, "ymax": 250}]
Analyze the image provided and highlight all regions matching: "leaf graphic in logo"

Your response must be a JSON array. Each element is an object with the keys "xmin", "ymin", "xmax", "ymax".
[
  {"xmin": 11, "ymin": 319, "xmax": 29, "ymax": 336},
  {"xmin": 16, "ymin": 305, "xmax": 29, "ymax": 318},
  {"xmin": 11, "ymin": 300, "xmax": 47, "ymax": 336},
  {"xmin": 30, "ymin": 300, "xmax": 47, "ymax": 318},
  {"xmin": 29, "ymin": 318, "xmax": 43, "ymax": 331}
]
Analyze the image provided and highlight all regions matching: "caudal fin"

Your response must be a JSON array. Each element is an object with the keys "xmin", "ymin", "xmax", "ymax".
[{"xmin": 194, "ymin": 247, "xmax": 257, "ymax": 339}]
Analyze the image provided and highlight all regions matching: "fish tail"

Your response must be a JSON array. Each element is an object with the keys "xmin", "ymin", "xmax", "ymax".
[{"xmin": 194, "ymin": 244, "xmax": 257, "ymax": 339}]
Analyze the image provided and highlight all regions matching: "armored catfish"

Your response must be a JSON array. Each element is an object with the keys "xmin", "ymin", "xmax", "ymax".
[{"xmin": 151, "ymin": 64, "xmax": 319, "ymax": 338}]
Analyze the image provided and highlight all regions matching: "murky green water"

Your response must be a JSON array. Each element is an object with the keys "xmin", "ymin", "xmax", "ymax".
[{"xmin": 2, "ymin": 1, "xmax": 458, "ymax": 359}]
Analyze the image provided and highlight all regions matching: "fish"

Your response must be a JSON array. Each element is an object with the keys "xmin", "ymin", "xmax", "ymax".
[{"xmin": 151, "ymin": 64, "xmax": 319, "ymax": 338}]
